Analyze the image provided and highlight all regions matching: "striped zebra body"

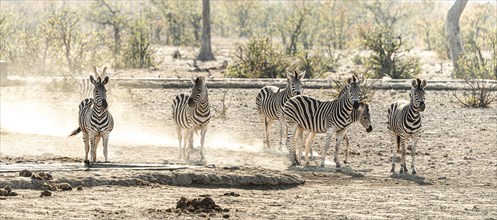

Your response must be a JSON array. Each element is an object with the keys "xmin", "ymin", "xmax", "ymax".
[
  {"xmin": 387, "ymin": 78, "xmax": 427, "ymax": 175},
  {"xmin": 255, "ymin": 71, "xmax": 304, "ymax": 150},
  {"xmin": 172, "ymin": 76, "xmax": 210, "ymax": 161},
  {"xmin": 304, "ymin": 102, "xmax": 373, "ymax": 164},
  {"xmin": 69, "ymin": 74, "xmax": 114, "ymax": 166},
  {"xmin": 283, "ymin": 76, "xmax": 361, "ymax": 167}
]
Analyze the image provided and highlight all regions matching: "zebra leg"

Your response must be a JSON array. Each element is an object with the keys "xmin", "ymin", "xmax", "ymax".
[
  {"xmin": 344, "ymin": 131, "xmax": 350, "ymax": 164},
  {"xmin": 410, "ymin": 136, "xmax": 418, "ymax": 175},
  {"xmin": 320, "ymin": 127, "xmax": 335, "ymax": 168},
  {"xmin": 89, "ymin": 132, "xmax": 97, "ymax": 164},
  {"xmin": 294, "ymin": 126, "xmax": 304, "ymax": 165},
  {"xmin": 200, "ymin": 124, "xmax": 209, "ymax": 161},
  {"xmin": 304, "ymin": 132, "xmax": 317, "ymax": 165},
  {"xmin": 334, "ymin": 130, "xmax": 346, "ymax": 168},
  {"xmin": 264, "ymin": 118, "xmax": 272, "ymax": 149},
  {"xmin": 400, "ymin": 139, "xmax": 408, "ymax": 174},
  {"xmin": 186, "ymin": 129, "xmax": 195, "ymax": 161},
  {"xmin": 389, "ymin": 132, "xmax": 397, "ymax": 173},
  {"xmin": 176, "ymin": 126, "xmax": 183, "ymax": 159},
  {"xmin": 94, "ymin": 135, "xmax": 101, "ymax": 162},
  {"xmin": 278, "ymin": 117, "xmax": 285, "ymax": 150},
  {"xmin": 286, "ymin": 123, "xmax": 298, "ymax": 166},
  {"xmin": 183, "ymin": 130, "xmax": 191, "ymax": 161},
  {"xmin": 83, "ymin": 132, "xmax": 90, "ymax": 165},
  {"xmin": 102, "ymin": 132, "xmax": 110, "ymax": 162}
]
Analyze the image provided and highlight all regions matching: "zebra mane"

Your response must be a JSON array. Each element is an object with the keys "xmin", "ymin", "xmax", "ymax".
[{"xmin": 336, "ymin": 83, "xmax": 349, "ymax": 98}]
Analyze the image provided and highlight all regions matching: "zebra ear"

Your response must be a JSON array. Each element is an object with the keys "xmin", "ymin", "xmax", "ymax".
[
  {"xmin": 420, "ymin": 79, "xmax": 427, "ymax": 88},
  {"xmin": 93, "ymin": 66, "xmax": 99, "ymax": 77},
  {"xmin": 89, "ymin": 75, "xmax": 96, "ymax": 84},
  {"xmin": 102, "ymin": 76, "xmax": 109, "ymax": 85},
  {"xmin": 298, "ymin": 71, "xmax": 305, "ymax": 80},
  {"xmin": 102, "ymin": 67, "xmax": 107, "ymax": 76},
  {"xmin": 411, "ymin": 79, "xmax": 419, "ymax": 88},
  {"xmin": 286, "ymin": 70, "xmax": 292, "ymax": 79}
]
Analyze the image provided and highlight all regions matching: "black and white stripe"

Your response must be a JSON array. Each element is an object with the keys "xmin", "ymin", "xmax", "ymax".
[
  {"xmin": 255, "ymin": 71, "xmax": 305, "ymax": 150},
  {"xmin": 303, "ymin": 102, "xmax": 373, "ymax": 164},
  {"xmin": 69, "ymin": 75, "xmax": 114, "ymax": 166},
  {"xmin": 283, "ymin": 76, "xmax": 361, "ymax": 167},
  {"xmin": 387, "ymin": 78, "xmax": 427, "ymax": 175},
  {"xmin": 172, "ymin": 76, "xmax": 211, "ymax": 161}
]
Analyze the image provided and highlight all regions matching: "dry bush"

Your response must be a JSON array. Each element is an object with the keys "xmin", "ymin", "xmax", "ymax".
[
  {"xmin": 360, "ymin": 26, "xmax": 420, "ymax": 79},
  {"xmin": 225, "ymin": 36, "xmax": 289, "ymax": 78},
  {"xmin": 453, "ymin": 46, "xmax": 497, "ymax": 107}
]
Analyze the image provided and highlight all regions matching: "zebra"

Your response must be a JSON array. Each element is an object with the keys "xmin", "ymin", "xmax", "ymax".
[
  {"xmin": 255, "ymin": 70, "xmax": 305, "ymax": 150},
  {"xmin": 80, "ymin": 66, "xmax": 113, "ymax": 106},
  {"xmin": 69, "ymin": 75, "xmax": 114, "ymax": 166},
  {"xmin": 301, "ymin": 101, "xmax": 373, "ymax": 165},
  {"xmin": 387, "ymin": 78, "xmax": 427, "ymax": 175},
  {"xmin": 172, "ymin": 76, "xmax": 210, "ymax": 161},
  {"xmin": 283, "ymin": 75, "xmax": 361, "ymax": 167}
]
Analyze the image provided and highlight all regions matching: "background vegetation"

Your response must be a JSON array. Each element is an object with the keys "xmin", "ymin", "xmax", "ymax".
[{"xmin": 0, "ymin": 0, "xmax": 495, "ymax": 80}]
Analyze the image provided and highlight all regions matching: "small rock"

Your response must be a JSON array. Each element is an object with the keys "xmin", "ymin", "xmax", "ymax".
[
  {"xmin": 32, "ymin": 172, "xmax": 53, "ymax": 180},
  {"xmin": 19, "ymin": 169, "xmax": 33, "ymax": 177},
  {"xmin": 223, "ymin": 214, "xmax": 230, "ymax": 218},
  {"xmin": 0, "ymin": 189, "xmax": 9, "ymax": 196},
  {"xmin": 40, "ymin": 190, "xmax": 52, "ymax": 197},
  {"xmin": 77, "ymin": 186, "xmax": 83, "ymax": 191},
  {"xmin": 199, "ymin": 213, "xmax": 207, "ymax": 217},
  {"xmin": 8, "ymin": 191, "xmax": 18, "ymax": 196},
  {"xmin": 223, "ymin": 208, "xmax": 230, "ymax": 212},
  {"xmin": 223, "ymin": 192, "xmax": 240, "ymax": 197},
  {"xmin": 165, "ymin": 208, "xmax": 172, "ymax": 212},
  {"xmin": 4, "ymin": 186, "xmax": 12, "ymax": 193},
  {"xmin": 437, "ymin": 177, "xmax": 447, "ymax": 180},
  {"xmin": 59, "ymin": 183, "xmax": 72, "ymax": 191}
]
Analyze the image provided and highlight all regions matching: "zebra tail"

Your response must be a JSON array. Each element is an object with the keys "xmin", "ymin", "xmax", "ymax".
[{"xmin": 68, "ymin": 127, "xmax": 82, "ymax": 137}]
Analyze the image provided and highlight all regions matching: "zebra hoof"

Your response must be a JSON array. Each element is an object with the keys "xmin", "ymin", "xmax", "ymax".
[
  {"xmin": 412, "ymin": 170, "xmax": 417, "ymax": 175},
  {"xmin": 335, "ymin": 164, "xmax": 341, "ymax": 168},
  {"xmin": 343, "ymin": 160, "xmax": 348, "ymax": 164},
  {"xmin": 319, "ymin": 163, "xmax": 325, "ymax": 168},
  {"xmin": 84, "ymin": 160, "xmax": 91, "ymax": 167},
  {"xmin": 390, "ymin": 168, "xmax": 395, "ymax": 173}
]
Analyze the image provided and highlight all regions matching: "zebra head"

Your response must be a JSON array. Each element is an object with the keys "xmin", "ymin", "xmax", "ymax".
[
  {"xmin": 286, "ymin": 70, "xmax": 305, "ymax": 96},
  {"xmin": 410, "ymin": 78, "xmax": 427, "ymax": 112},
  {"xmin": 358, "ymin": 102, "xmax": 373, "ymax": 133},
  {"xmin": 188, "ymin": 76, "xmax": 207, "ymax": 108},
  {"xmin": 89, "ymin": 75, "xmax": 109, "ymax": 109},
  {"xmin": 347, "ymin": 75, "xmax": 361, "ymax": 110}
]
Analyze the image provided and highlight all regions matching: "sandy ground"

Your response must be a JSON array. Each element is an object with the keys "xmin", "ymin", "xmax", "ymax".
[{"xmin": 1, "ymin": 75, "xmax": 497, "ymax": 219}]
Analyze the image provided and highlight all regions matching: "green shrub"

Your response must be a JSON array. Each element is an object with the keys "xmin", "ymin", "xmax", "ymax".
[
  {"xmin": 225, "ymin": 36, "xmax": 289, "ymax": 78},
  {"xmin": 121, "ymin": 17, "xmax": 158, "ymax": 69},
  {"xmin": 291, "ymin": 48, "xmax": 340, "ymax": 78},
  {"xmin": 360, "ymin": 26, "xmax": 420, "ymax": 79}
]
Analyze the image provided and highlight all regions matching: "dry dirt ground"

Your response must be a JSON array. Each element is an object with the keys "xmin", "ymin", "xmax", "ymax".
[{"xmin": 1, "ymin": 76, "xmax": 496, "ymax": 219}]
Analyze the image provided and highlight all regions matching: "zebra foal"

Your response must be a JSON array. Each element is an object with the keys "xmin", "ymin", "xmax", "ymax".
[
  {"xmin": 283, "ymin": 76, "xmax": 361, "ymax": 167},
  {"xmin": 255, "ymin": 71, "xmax": 305, "ymax": 150},
  {"xmin": 387, "ymin": 78, "xmax": 427, "ymax": 175},
  {"xmin": 172, "ymin": 76, "xmax": 210, "ymax": 161},
  {"xmin": 69, "ymin": 73, "xmax": 114, "ymax": 166}
]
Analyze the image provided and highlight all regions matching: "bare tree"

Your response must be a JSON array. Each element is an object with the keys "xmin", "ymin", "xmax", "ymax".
[
  {"xmin": 197, "ymin": 0, "xmax": 215, "ymax": 61},
  {"xmin": 446, "ymin": 0, "xmax": 468, "ymax": 78}
]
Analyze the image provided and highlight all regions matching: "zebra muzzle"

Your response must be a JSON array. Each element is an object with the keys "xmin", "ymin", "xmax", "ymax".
[
  {"xmin": 353, "ymin": 101, "xmax": 360, "ymax": 110},
  {"xmin": 187, "ymin": 98, "xmax": 195, "ymax": 107},
  {"xmin": 366, "ymin": 126, "xmax": 373, "ymax": 133},
  {"xmin": 102, "ymin": 99, "xmax": 108, "ymax": 109},
  {"xmin": 419, "ymin": 102, "xmax": 425, "ymax": 112}
]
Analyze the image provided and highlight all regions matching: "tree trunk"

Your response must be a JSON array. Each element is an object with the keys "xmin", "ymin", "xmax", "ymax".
[
  {"xmin": 446, "ymin": 0, "xmax": 468, "ymax": 78},
  {"xmin": 197, "ymin": 0, "xmax": 215, "ymax": 61}
]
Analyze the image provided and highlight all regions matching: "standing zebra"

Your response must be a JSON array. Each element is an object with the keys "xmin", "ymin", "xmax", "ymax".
[
  {"xmin": 303, "ymin": 101, "xmax": 373, "ymax": 164},
  {"xmin": 255, "ymin": 71, "xmax": 305, "ymax": 150},
  {"xmin": 283, "ymin": 75, "xmax": 361, "ymax": 167},
  {"xmin": 172, "ymin": 76, "xmax": 210, "ymax": 161},
  {"xmin": 69, "ymin": 75, "xmax": 114, "ymax": 166},
  {"xmin": 80, "ymin": 66, "xmax": 113, "ymax": 106},
  {"xmin": 387, "ymin": 78, "xmax": 427, "ymax": 175}
]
